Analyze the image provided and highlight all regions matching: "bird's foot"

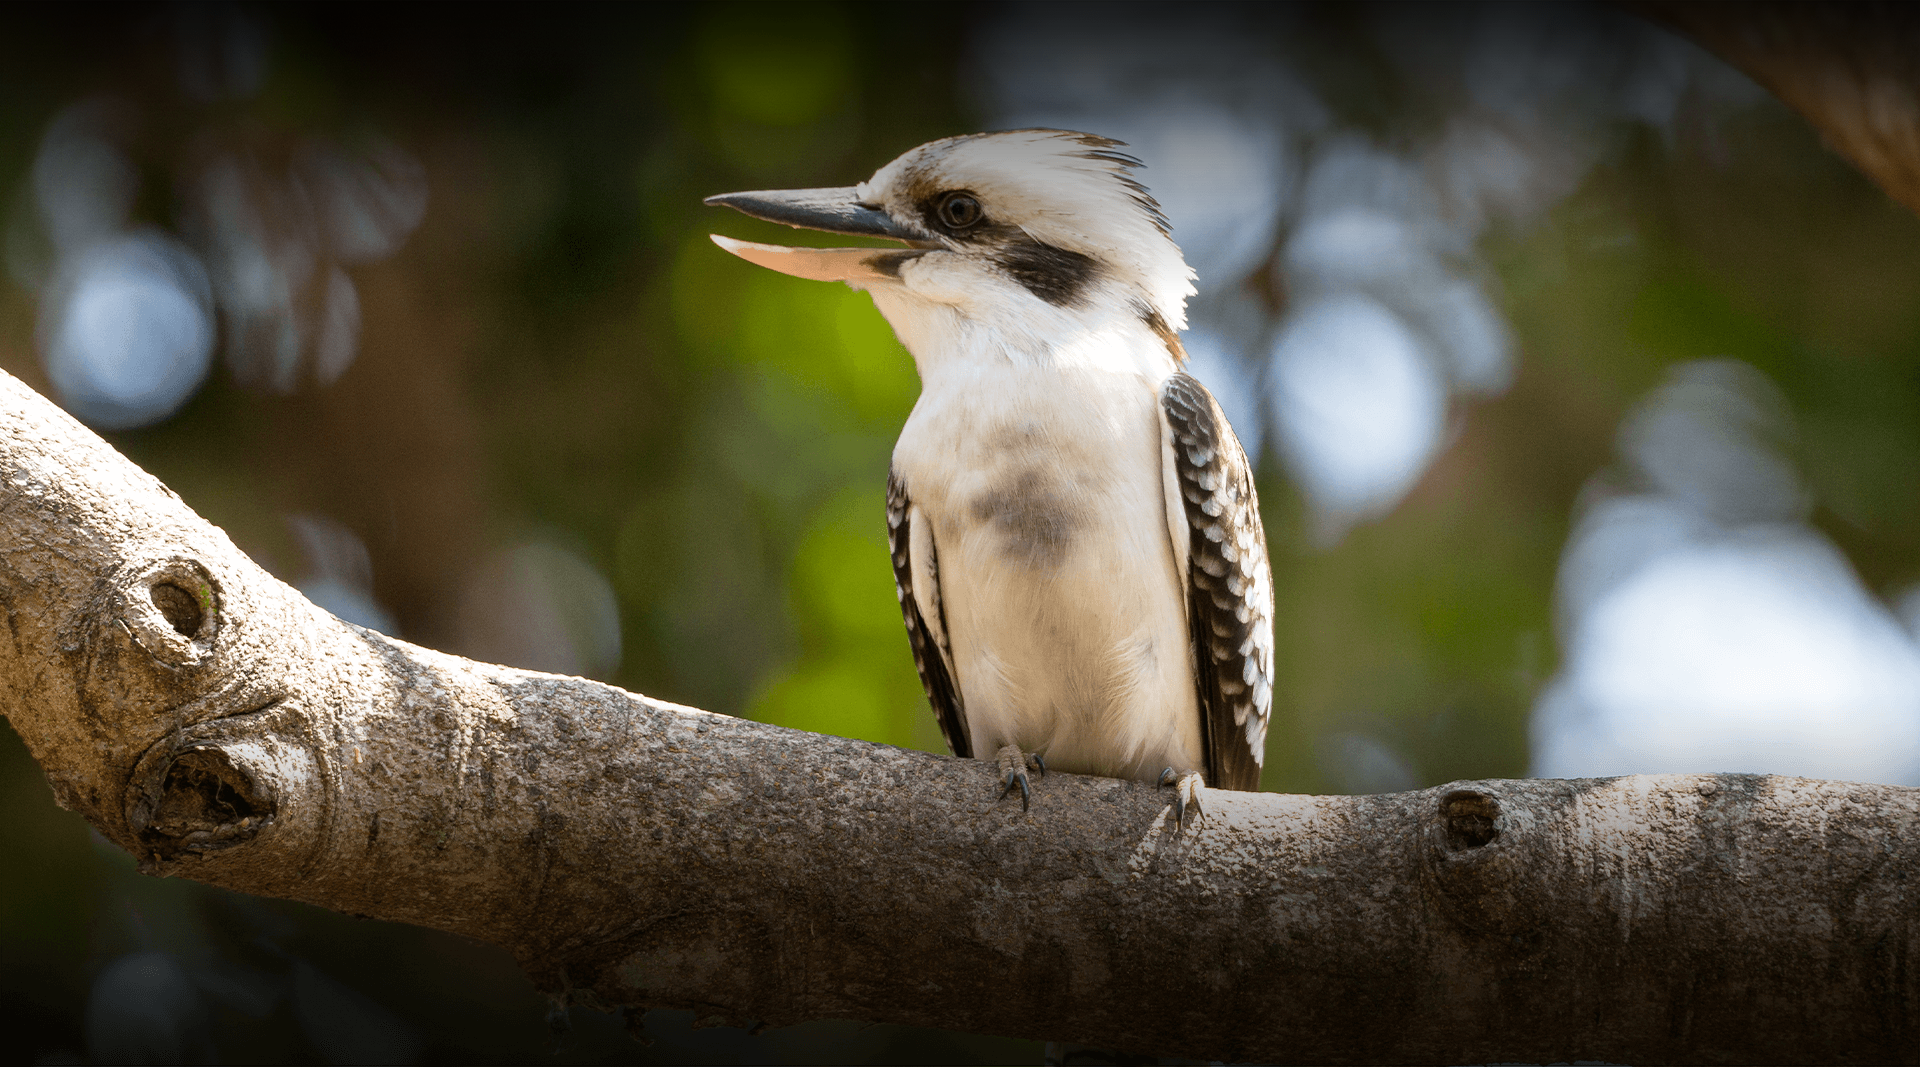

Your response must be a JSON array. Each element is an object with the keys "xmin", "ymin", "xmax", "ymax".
[
  {"xmin": 1158, "ymin": 767, "xmax": 1205, "ymax": 829},
  {"xmin": 997, "ymin": 744, "xmax": 1047, "ymax": 811}
]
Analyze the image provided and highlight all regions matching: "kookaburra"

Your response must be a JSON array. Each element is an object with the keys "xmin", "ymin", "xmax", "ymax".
[{"xmin": 707, "ymin": 129, "xmax": 1273, "ymax": 822}]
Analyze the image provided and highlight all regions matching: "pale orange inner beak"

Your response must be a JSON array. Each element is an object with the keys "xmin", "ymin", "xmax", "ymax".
[{"xmin": 709, "ymin": 234, "xmax": 903, "ymax": 285}]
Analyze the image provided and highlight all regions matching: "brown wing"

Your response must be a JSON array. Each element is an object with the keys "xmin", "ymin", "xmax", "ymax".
[
  {"xmin": 1161, "ymin": 372, "xmax": 1274, "ymax": 792},
  {"xmin": 886, "ymin": 469, "xmax": 969, "ymax": 758}
]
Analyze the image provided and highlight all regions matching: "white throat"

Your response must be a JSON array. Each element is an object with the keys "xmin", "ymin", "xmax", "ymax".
[{"xmin": 866, "ymin": 280, "xmax": 1181, "ymax": 392}]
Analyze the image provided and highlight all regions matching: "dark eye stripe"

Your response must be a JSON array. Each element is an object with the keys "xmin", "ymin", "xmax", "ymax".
[
  {"xmin": 997, "ymin": 239, "xmax": 1099, "ymax": 308},
  {"xmin": 905, "ymin": 180, "xmax": 1098, "ymax": 306}
]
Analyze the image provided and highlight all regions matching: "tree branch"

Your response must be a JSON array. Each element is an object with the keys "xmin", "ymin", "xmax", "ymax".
[
  {"xmin": 4, "ymin": 365, "xmax": 1919, "ymax": 1063},
  {"xmin": 1639, "ymin": 2, "xmax": 1920, "ymax": 217}
]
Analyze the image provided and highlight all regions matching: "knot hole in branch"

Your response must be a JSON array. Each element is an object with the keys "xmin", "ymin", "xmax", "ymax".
[
  {"xmin": 1441, "ymin": 790, "xmax": 1500, "ymax": 850},
  {"xmin": 151, "ymin": 582, "xmax": 203, "ymax": 637},
  {"xmin": 134, "ymin": 747, "xmax": 272, "ymax": 856},
  {"xmin": 121, "ymin": 559, "xmax": 220, "ymax": 667}
]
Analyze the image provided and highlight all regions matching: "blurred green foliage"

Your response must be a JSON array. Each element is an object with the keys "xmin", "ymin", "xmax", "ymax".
[{"xmin": 3, "ymin": 2, "xmax": 1920, "ymax": 1064}]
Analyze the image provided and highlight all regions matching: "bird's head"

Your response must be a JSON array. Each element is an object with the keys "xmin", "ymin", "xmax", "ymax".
[{"xmin": 706, "ymin": 129, "xmax": 1197, "ymax": 356}]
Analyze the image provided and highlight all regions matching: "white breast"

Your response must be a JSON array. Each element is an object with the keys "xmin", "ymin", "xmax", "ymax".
[{"xmin": 891, "ymin": 357, "xmax": 1203, "ymax": 781}]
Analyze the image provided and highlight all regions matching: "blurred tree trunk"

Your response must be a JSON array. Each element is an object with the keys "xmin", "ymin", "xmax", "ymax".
[
  {"xmin": 7, "ymin": 368, "xmax": 1920, "ymax": 1064},
  {"xmin": 1639, "ymin": 2, "xmax": 1920, "ymax": 216}
]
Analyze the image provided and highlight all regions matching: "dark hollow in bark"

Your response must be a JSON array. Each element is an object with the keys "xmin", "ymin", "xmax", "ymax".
[{"xmin": 6, "ymin": 362, "xmax": 1920, "ymax": 1066}]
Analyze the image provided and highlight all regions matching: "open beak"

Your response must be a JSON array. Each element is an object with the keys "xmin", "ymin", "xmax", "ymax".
[{"xmin": 705, "ymin": 187, "xmax": 925, "ymax": 284}]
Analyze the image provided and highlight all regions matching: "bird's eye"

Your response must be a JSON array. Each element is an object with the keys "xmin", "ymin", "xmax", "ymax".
[{"xmin": 937, "ymin": 192, "xmax": 983, "ymax": 230}]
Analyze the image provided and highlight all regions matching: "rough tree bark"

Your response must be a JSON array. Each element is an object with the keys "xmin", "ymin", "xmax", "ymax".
[
  {"xmin": 17, "ymin": 11, "xmax": 1920, "ymax": 1062},
  {"xmin": 8, "ymin": 351, "xmax": 1920, "ymax": 1067}
]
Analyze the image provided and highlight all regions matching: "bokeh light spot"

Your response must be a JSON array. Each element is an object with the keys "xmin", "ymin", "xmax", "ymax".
[
  {"xmin": 40, "ymin": 230, "xmax": 214, "ymax": 430},
  {"xmin": 1268, "ymin": 294, "xmax": 1447, "ymax": 542}
]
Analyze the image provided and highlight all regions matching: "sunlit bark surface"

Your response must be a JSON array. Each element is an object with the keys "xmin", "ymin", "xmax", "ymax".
[{"xmin": 4, "ymin": 365, "xmax": 1920, "ymax": 1063}]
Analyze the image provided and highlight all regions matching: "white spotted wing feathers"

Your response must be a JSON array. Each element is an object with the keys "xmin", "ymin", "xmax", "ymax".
[{"xmin": 1161, "ymin": 372, "xmax": 1274, "ymax": 791}]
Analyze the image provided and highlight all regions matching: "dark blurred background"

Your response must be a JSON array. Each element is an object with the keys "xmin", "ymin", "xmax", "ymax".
[{"xmin": 6, "ymin": 2, "xmax": 1920, "ymax": 1063}]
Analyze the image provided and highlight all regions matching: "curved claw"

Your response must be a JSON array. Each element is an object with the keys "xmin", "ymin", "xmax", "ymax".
[
  {"xmin": 1002, "ymin": 765, "xmax": 1032, "ymax": 811},
  {"xmin": 996, "ymin": 744, "xmax": 1043, "ymax": 812},
  {"xmin": 1159, "ymin": 766, "xmax": 1205, "ymax": 830}
]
